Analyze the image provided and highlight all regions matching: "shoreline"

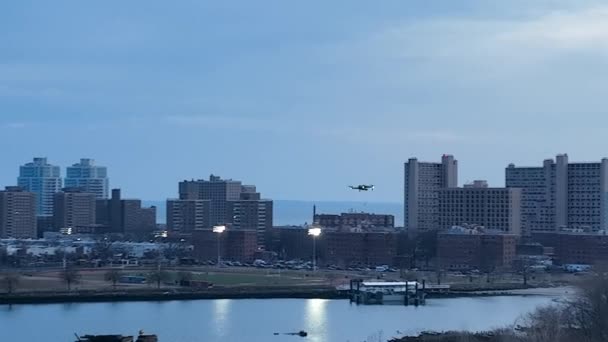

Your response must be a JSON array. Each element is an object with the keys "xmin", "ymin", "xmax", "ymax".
[
  {"xmin": 0, "ymin": 285, "xmax": 571, "ymax": 305},
  {"xmin": 0, "ymin": 287, "xmax": 345, "ymax": 305}
]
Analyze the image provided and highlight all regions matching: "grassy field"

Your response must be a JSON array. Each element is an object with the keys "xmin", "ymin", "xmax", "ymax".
[{"xmin": 1, "ymin": 268, "xmax": 331, "ymax": 293}]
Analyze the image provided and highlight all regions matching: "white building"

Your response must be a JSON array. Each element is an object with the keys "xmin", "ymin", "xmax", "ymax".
[
  {"xmin": 439, "ymin": 181, "xmax": 522, "ymax": 235},
  {"xmin": 506, "ymin": 154, "xmax": 608, "ymax": 234},
  {"xmin": 404, "ymin": 155, "xmax": 458, "ymax": 231},
  {"xmin": 18, "ymin": 157, "xmax": 62, "ymax": 217},
  {"xmin": 65, "ymin": 158, "xmax": 109, "ymax": 199}
]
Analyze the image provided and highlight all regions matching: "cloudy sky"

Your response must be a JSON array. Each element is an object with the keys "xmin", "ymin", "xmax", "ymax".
[{"xmin": 1, "ymin": 1, "xmax": 608, "ymax": 202}]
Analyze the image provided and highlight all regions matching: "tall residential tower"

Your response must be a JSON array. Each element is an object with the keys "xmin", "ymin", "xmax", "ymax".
[
  {"xmin": 506, "ymin": 154, "xmax": 608, "ymax": 234},
  {"xmin": 65, "ymin": 158, "xmax": 109, "ymax": 199},
  {"xmin": 0, "ymin": 186, "xmax": 37, "ymax": 238},
  {"xmin": 404, "ymin": 155, "xmax": 458, "ymax": 231},
  {"xmin": 18, "ymin": 157, "xmax": 62, "ymax": 216}
]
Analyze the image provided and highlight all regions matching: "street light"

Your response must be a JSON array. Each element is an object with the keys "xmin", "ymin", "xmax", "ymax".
[
  {"xmin": 213, "ymin": 225, "xmax": 226, "ymax": 267},
  {"xmin": 308, "ymin": 227, "xmax": 322, "ymax": 272}
]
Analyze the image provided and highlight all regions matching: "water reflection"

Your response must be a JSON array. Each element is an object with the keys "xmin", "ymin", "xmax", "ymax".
[
  {"xmin": 305, "ymin": 299, "xmax": 328, "ymax": 342},
  {"xmin": 0, "ymin": 296, "xmax": 560, "ymax": 342},
  {"xmin": 213, "ymin": 299, "xmax": 232, "ymax": 338}
]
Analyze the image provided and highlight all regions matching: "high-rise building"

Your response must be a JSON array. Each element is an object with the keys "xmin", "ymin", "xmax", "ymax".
[
  {"xmin": 65, "ymin": 158, "xmax": 109, "ymax": 199},
  {"xmin": 0, "ymin": 186, "xmax": 37, "ymax": 238},
  {"xmin": 53, "ymin": 187, "xmax": 96, "ymax": 231},
  {"xmin": 228, "ymin": 187, "xmax": 273, "ymax": 249},
  {"xmin": 173, "ymin": 176, "xmax": 273, "ymax": 249},
  {"xmin": 18, "ymin": 157, "xmax": 62, "ymax": 216},
  {"xmin": 506, "ymin": 154, "xmax": 608, "ymax": 234},
  {"xmin": 439, "ymin": 181, "xmax": 522, "ymax": 235},
  {"xmin": 404, "ymin": 155, "xmax": 458, "ymax": 231},
  {"xmin": 179, "ymin": 175, "xmax": 242, "ymax": 226},
  {"xmin": 96, "ymin": 189, "xmax": 157, "ymax": 234},
  {"xmin": 167, "ymin": 199, "xmax": 211, "ymax": 232}
]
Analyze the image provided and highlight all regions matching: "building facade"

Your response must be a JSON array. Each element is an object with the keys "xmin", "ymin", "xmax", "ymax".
[
  {"xmin": 228, "ymin": 189, "xmax": 273, "ymax": 249},
  {"xmin": 314, "ymin": 212, "xmax": 395, "ymax": 231},
  {"xmin": 96, "ymin": 189, "xmax": 156, "ymax": 234},
  {"xmin": 53, "ymin": 187, "xmax": 96, "ymax": 231},
  {"xmin": 0, "ymin": 186, "xmax": 37, "ymax": 238},
  {"xmin": 532, "ymin": 230, "xmax": 608, "ymax": 265},
  {"xmin": 437, "ymin": 226, "xmax": 518, "ymax": 271},
  {"xmin": 173, "ymin": 175, "xmax": 273, "ymax": 249},
  {"xmin": 18, "ymin": 157, "xmax": 62, "ymax": 217},
  {"xmin": 166, "ymin": 199, "xmax": 211, "ymax": 232},
  {"xmin": 439, "ymin": 182, "xmax": 522, "ymax": 235},
  {"xmin": 179, "ymin": 175, "xmax": 242, "ymax": 226},
  {"xmin": 192, "ymin": 229, "xmax": 258, "ymax": 263},
  {"xmin": 404, "ymin": 155, "xmax": 458, "ymax": 231},
  {"xmin": 324, "ymin": 231, "xmax": 398, "ymax": 266},
  {"xmin": 506, "ymin": 154, "xmax": 608, "ymax": 234},
  {"xmin": 65, "ymin": 158, "xmax": 109, "ymax": 199}
]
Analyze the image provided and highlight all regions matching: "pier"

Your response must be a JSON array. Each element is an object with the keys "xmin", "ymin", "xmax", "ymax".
[{"xmin": 349, "ymin": 280, "xmax": 427, "ymax": 306}]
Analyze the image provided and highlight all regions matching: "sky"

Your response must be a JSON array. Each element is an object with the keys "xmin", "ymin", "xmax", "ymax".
[{"xmin": 2, "ymin": 1, "xmax": 608, "ymax": 202}]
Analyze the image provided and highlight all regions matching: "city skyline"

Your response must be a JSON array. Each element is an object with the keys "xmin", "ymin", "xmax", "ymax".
[{"xmin": 3, "ymin": 1, "xmax": 608, "ymax": 202}]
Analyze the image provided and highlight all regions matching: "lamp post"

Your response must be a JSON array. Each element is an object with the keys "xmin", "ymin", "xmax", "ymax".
[
  {"xmin": 308, "ymin": 227, "xmax": 321, "ymax": 272},
  {"xmin": 213, "ymin": 225, "xmax": 226, "ymax": 267}
]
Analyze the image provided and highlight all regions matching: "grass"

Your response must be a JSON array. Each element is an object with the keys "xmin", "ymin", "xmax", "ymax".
[{"xmin": 184, "ymin": 271, "xmax": 325, "ymax": 286}]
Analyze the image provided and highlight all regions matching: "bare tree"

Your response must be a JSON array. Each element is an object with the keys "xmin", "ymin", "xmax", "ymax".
[
  {"xmin": 1, "ymin": 272, "xmax": 20, "ymax": 294},
  {"xmin": 104, "ymin": 269, "xmax": 122, "ymax": 289},
  {"xmin": 148, "ymin": 269, "xmax": 170, "ymax": 289},
  {"xmin": 519, "ymin": 305, "xmax": 567, "ymax": 342},
  {"xmin": 61, "ymin": 267, "xmax": 81, "ymax": 291},
  {"xmin": 177, "ymin": 271, "xmax": 193, "ymax": 285},
  {"xmin": 92, "ymin": 237, "xmax": 115, "ymax": 260},
  {"xmin": 568, "ymin": 271, "xmax": 608, "ymax": 342}
]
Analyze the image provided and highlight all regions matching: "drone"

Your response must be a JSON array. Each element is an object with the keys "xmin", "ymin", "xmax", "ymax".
[{"xmin": 349, "ymin": 184, "xmax": 375, "ymax": 192}]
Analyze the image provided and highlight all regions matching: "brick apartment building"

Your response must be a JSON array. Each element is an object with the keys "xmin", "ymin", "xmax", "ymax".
[
  {"xmin": 314, "ymin": 212, "xmax": 394, "ymax": 230},
  {"xmin": 192, "ymin": 229, "xmax": 258, "ymax": 263},
  {"xmin": 266, "ymin": 227, "xmax": 400, "ymax": 266},
  {"xmin": 532, "ymin": 230, "xmax": 608, "ymax": 265},
  {"xmin": 438, "ymin": 225, "xmax": 518, "ymax": 271},
  {"xmin": 324, "ymin": 231, "xmax": 397, "ymax": 266}
]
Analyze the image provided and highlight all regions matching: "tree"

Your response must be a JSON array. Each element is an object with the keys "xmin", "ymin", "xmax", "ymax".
[
  {"xmin": 148, "ymin": 269, "xmax": 170, "ymax": 289},
  {"xmin": 1, "ymin": 272, "xmax": 20, "ymax": 294},
  {"xmin": 0, "ymin": 246, "xmax": 8, "ymax": 266},
  {"xmin": 416, "ymin": 230, "xmax": 438, "ymax": 268},
  {"xmin": 177, "ymin": 271, "xmax": 193, "ymax": 285},
  {"xmin": 163, "ymin": 242, "xmax": 191, "ymax": 260},
  {"xmin": 92, "ymin": 238, "xmax": 114, "ymax": 260},
  {"xmin": 517, "ymin": 257, "xmax": 533, "ymax": 286},
  {"xmin": 60, "ymin": 267, "xmax": 81, "ymax": 291},
  {"xmin": 104, "ymin": 269, "xmax": 122, "ymax": 289},
  {"xmin": 567, "ymin": 270, "xmax": 608, "ymax": 341}
]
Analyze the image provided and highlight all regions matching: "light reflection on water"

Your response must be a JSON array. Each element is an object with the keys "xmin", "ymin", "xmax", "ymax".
[
  {"xmin": 213, "ymin": 299, "xmax": 231, "ymax": 338},
  {"xmin": 305, "ymin": 299, "xmax": 328, "ymax": 342},
  {"xmin": 0, "ymin": 296, "xmax": 561, "ymax": 342}
]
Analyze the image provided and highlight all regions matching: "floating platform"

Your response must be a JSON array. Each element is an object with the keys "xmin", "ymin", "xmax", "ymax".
[{"xmin": 349, "ymin": 280, "xmax": 427, "ymax": 306}]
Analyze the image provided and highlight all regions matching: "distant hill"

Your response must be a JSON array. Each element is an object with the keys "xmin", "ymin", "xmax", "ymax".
[{"xmin": 143, "ymin": 200, "xmax": 403, "ymax": 226}]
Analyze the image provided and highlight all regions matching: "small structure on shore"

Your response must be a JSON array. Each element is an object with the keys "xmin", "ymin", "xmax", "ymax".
[{"xmin": 349, "ymin": 280, "xmax": 426, "ymax": 306}]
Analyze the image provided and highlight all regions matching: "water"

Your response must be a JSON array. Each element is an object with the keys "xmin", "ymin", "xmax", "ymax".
[
  {"xmin": 0, "ymin": 296, "xmax": 556, "ymax": 342},
  {"xmin": 145, "ymin": 200, "xmax": 403, "ymax": 226}
]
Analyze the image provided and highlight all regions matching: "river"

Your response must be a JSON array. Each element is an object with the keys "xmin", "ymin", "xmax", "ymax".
[{"xmin": 0, "ymin": 296, "xmax": 559, "ymax": 342}]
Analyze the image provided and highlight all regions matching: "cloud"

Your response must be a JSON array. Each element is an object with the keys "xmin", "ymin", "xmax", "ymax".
[
  {"xmin": 498, "ymin": 6, "xmax": 608, "ymax": 51},
  {"xmin": 335, "ymin": 3, "xmax": 608, "ymax": 77},
  {"xmin": 1, "ymin": 122, "xmax": 27, "ymax": 129}
]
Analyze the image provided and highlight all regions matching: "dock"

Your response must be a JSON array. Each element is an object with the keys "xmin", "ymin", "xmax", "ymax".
[{"xmin": 349, "ymin": 280, "xmax": 427, "ymax": 306}]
